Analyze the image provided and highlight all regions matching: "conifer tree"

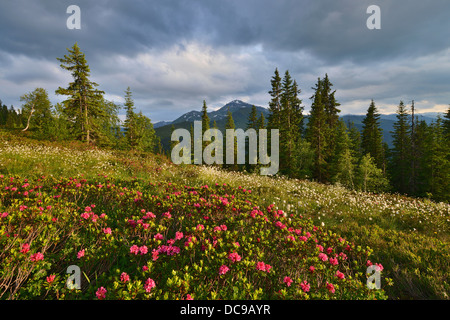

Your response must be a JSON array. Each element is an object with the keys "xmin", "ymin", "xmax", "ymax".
[
  {"xmin": 123, "ymin": 87, "xmax": 138, "ymax": 148},
  {"xmin": 361, "ymin": 100, "xmax": 385, "ymax": 170},
  {"xmin": 247, "ymin": 105, "xmax": 258, "ymax": 130},
  {"xmin": 427, "ymin": 117, "xmax": 449, "ymax": 201},
  {"xmin": 321, "ymin": 73, "xmax": 341, "ymax": 172},
  {"xmin": 389, "ymin": 101, "xmax": 411, "ymax": 194},
  {"xmin": 257, "ymin": 112, "xmax": 266, "ymax": 130},
  {"xmin": 201, "ymin": 100, "xmax": 210, "ymax": 163},
  {"xmin": 268, "ymin": 68, "xmax": 282, "ymax": 131},
  {"xmin": 306, "ymin": 77, "xmax": 327, "ymax": 182},
  {"xmin": 224, "ymin": 108, "xmax": 237, "ymax": 170},
  {"xmin": 280, "ymin": 72, "xmax": 303, "ymax": 176},
  {"xmin": 412, "ymin": 119, "xmax": 432, "ymax": 197},
  {"xmin": 55, "ymin": 43, "xmax": 106, "ymax": 144},
  {"xmin": 0, "ymin": 103, "xmax": 8, "ymax": 126},
  {"xmin": 444, "ymin": 105, "xmax": 450, "ymax": 141},
  {"xmin": 347, "ymin": 121, "xmax": 362, "ymax": 161},
  {"xmin": 331, "ymin": 119, "xmax": 355, "ymax": 189}
]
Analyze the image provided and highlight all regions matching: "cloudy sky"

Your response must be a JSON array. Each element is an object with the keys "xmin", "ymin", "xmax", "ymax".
[{"xmin": 1, "ymin": 0, "xmax": 449, "ymax": 122}]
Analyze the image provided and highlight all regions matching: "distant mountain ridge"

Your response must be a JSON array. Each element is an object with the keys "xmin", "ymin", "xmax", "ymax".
[{"xmin": 154, "ymin": 100, "xmax": 440, "ymax": 152}]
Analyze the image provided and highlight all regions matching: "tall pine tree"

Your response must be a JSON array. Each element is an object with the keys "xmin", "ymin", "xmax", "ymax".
[
  {"xmin": 306, "ymin": 77, "xmax": 327, "ymax": 182},
  {"xmin": 389, "ymin": 101, "xmax": 411, "ymax": 194},
  {"xmin": 55, "ymin": 43, "xmax": 106, "ymax": 144},
  {"xmin": 361, "ymin": 100, "xmax": 386, "ymax": 171}
]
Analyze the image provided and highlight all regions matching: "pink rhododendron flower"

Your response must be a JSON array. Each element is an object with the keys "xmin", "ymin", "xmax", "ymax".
[
  {"xmin": 77, "ymin": 249, "xmax": 85, "ymax": 259},
  {"xmin": 120, "ymin": 272, "xmax": 130, "ymax": 282},
  {"xmin": 319, "ymin": 253, "xmax": 328, "ymax": 262},
  {"xmin": 96, "ymin": 287, "xmax": 107, "ymax": 300},
  {"xmin": 283, "ymin": 276, "xmax": 293, "ymax": 287},
  {"xmin": 228, "ymin": 252, "xmax": 241, "ymax": 263},
  {"xmin": 309, "ymin": 266, "xmax": 315, "ymax": 273},
  {"xmin": 80, "ymin": 212, "xmax": 90, "ymax": 219},
  {"xmin": 152, "ymin": 249, "xmax": 159, "ymax": 261},
  {"xmin": 30, "ymin": 252, "xmax": 44, "ymax": 262},
  {"xmin": 103, "ymin": 227, "xmax": 112, "ymax": 234},
  {"xmin": 326, "ymin": 282, "xmax": 335, "ymax": 294},
  {"xmin": 130, "ymin": 245, "xmax": 139, "ymax": 255},
  {"xmin": 144, "ymin": 278, "xmax": 156, "ymax": 293},
  {"xmin": 256, "ymin": 261, "xmax": 266, "ymax": 271},
  {"xmin": 256, "ymin": 261, "xmax": 271, "ymax": 272},
  {"xmin": 139, "ymin": 245, "xmax": 148, "ymax": 255},
  {"xmin": 154, "ymin": 233, "xmax": 163, "ymax": 240},
  {"xmin": 300, "ymin": 280, "xmax": 310, "ymax": 293},
  {"xmin": 336, "ymin": 270, "xmax": 345, "ymax": 280},
  {"xmin": 329, "ymin": 257, "xmax": 338, "ymax": 266},
  {"xmin": 21, "ymin": 243, "xmax": 30, "ymax": 254},
  {"xmin": 185, "ymin": 294, "xmax": 193, "ymax": 300},
  {"xmin": 196, "ymin": 224, "xmax": 204, "ymax": 231},
  {"xmin": 219, "ymin": 265, "xmax": 230, "ymax": 275},
  {"xmin": 46, "ymin": 274, "xmax": 56, "ymax": 284},
  {"xmin": 175, "ymin": 231, "xmax": 184, "ymax": 240}
]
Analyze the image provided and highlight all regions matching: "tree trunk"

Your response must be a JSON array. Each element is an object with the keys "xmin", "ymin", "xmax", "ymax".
[{"xmin": 22, "ymin": 103, "xmax": 34, "ymax": 131}]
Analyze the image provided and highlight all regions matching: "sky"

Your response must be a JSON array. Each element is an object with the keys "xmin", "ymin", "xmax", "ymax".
[{"xmin": 1, "ymin": 0, "xmax": 449, "ymax": 122}]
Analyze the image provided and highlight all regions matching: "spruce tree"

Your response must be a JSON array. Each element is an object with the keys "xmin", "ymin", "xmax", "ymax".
[
  {"xmin": 331, "ymin": 119, "xmax": 355, "ymax": 189},
  {"xmin": 123, "ymin": 87, "xmax": 138, "ymax": 148},
  {"xmin": 257, "ymin": 112, "xmax": 266, "ymax": 130},
  {"xmin": 201, "ymin": 100, "xmax": 210, "ymax": 163},
  {"xmin": 280, "ymin": 73, "xmax": 303, "ymax": 176},
  {"xmin": 321, "ymin": 73, "xmax": 341, "ymax": 173},
  {"xmin": 389, "ymin": 101, "xmax": 411, "ymax": 194},
  {"xmin": 247, "ymin": 105, "xmax": 258, "ymax": 130},
  {"xmin": 224, "ymin": 108, "xmax": 237, "ymax": 170},
  {"xmin": 306, "ymin": 78, "xmax": 327, "ymax": 182},
  {"xmin": 427, "ymin": 117, "xmax": 449, "ymax": 201},
  {"xmin": 361, "ymin": 100, "xmax": 385, "ymax": 171},
  {"xmin": 55, "ymin": 43, "xmax": 106, "ymax": 144},
  {"xmin": 413, "ymin": 119, "xmax": 431, "ymax": 197},
  {"xmin": 444, "ymin": 105, "xmax": 450, "ymax": 141},
  {"xmin": 347, "ymin": 121, "xmax": 362, "ymax": 161},
  {"xmin": 268, "ymin": 68, "xmax": 282, "ymax": 131}
]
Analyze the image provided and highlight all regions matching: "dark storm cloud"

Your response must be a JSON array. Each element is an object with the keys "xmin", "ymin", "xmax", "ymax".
[{"xmin": 0, "ymin": 0, "xmax": 449, "ymax": 120}]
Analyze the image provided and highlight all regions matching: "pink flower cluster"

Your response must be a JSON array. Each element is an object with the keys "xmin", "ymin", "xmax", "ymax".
[
  {"xmin": 130, "ymin": 245, "xmax": 149, "ymax": 255},
  {"xmin": 228, "ymin": 252, "xmax": 241, "ymax": 263},
  {"xmin": 219, "ymin": 265, "xmax": 230, "ymax": 275},
  {"xmin": 21, "ymin": 243, "xmax": 30, "ymax": 254},
  {"xmin": 283, "ymin": 276, "xmax": 293, "ymax": 287},
  {"xmin": 300, "ymin": 280, "xmax": 310, "ymax": 293},
  {"xmin": 213, "ymin": 224, "xmax": 227, "ymax": 232},
  {"xmin": 256, "ymin": 261, "xmax": 272, "ymax": 273},
  {"xmin": 80, "ymin": 205, "xmax": 105, "ymax": 223},
  {"xmin": 30, "ymin": 252, "xmax": 44, "ymax": 262},
  {"xmin": 96, "ymin": 287, "xmax": 107, "ymax": 300},
  {"xmin": 120, "ymin": 272, "xmax": 130, "ymax": 283},
  {"xmin": 144, "ymin": 278, "xmax": 156, "ymax": 293}
]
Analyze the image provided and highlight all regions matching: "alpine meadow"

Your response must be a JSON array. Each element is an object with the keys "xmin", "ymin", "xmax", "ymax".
[{"xmin": 0, "ymin": 1, "xmax": 449, "ymax": 307}]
